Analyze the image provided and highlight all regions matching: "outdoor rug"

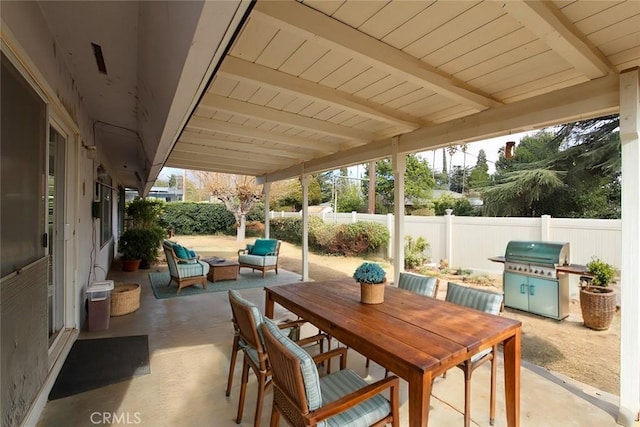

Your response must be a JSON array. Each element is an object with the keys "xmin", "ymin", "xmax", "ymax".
[
  {"xmin": 49, "ymin": 335, "xmax": 150, "ymax": 400},
  {"xmin": 148, "ymin": 269, "xmax": 302, "ymax": 299}
]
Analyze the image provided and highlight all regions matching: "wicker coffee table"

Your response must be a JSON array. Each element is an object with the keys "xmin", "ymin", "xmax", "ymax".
[{"xmin": 203, "ymin": 258, "xmax": 239, "ymax": 283}]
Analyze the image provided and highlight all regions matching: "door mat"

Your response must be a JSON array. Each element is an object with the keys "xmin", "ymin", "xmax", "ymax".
[{"xmin": 49, "ymin": 335, "xmax": 150, "ymax": 400}]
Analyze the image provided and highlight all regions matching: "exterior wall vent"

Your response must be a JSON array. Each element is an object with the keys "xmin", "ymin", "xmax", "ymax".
[{"xmin": 91, "ymin": 43, "xmax": 107, "ymax": 75}]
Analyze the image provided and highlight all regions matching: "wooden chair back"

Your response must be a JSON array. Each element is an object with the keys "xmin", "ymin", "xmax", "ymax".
[
  {"xmin": 228, "ymin": 290, "xmax": 267, "ymax": 369},
  {"xmin": 260, "ymin": 320, "xmax": 311, "ymax": 421}
]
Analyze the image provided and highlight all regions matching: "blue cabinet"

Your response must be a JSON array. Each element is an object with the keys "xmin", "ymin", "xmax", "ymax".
[{"xmin": 504, "ymin": 272, "xmax": 569, "ymax": 320}]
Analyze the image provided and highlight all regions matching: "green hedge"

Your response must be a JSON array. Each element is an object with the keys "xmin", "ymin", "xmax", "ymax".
[
  {"xmin": 161, "ymin": 203, "xmax": 236, "ymax": 235},
  {"xmin": 270, "ymin": 217, "xmax": 389, "ymax": 256}
]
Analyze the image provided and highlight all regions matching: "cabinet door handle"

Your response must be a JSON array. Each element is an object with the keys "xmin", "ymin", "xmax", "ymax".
[
  {"xmin": 520, "ymin": 283, "xmax": 526, "ymax": 294},
  {"xmin": 529, "ymin": 284, "xmax": 535, "ymax": 295}
]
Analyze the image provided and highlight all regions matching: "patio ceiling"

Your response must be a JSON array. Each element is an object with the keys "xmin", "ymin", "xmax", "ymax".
[{"xmin": 166, "ymin": 0, "xmax": 640, "ymax": 185}]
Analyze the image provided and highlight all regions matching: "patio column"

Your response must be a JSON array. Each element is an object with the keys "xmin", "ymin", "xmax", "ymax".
[
  {"xmin": 301, "ymin": 173, "xmax": 311, "ymax": 281},
  {"xmin": 263, "ymin": 182, "xmax": 271, "ymax": 239},
  {"xmin": 392, "ymin": 137, "xmax": 405, "ymax": 285},
  {"xmin": 619, "ymin": 67, "xmax": 640, "ymax": 427}
]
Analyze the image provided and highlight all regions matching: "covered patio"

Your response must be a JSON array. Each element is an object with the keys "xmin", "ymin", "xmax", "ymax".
[
  {"xmin": 1, "ymin": 1, "xmax": 639, "ymax": 426},
  {"xmin": 37, "ymin": 264, "xmax": 620, "ymax": 427}
]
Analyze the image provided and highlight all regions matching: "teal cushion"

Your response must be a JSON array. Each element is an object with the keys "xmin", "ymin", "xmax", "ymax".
[
  {"xmin": 251, "ymin": 239, "xmax": 277, "ymax": 256},
  {"xmin": 173, "ymin": 244, "xmax": 189, "ymax": 259},
  {"xmin": 187, "ymin": 249, "xmax": 197, "ymax": 259}
]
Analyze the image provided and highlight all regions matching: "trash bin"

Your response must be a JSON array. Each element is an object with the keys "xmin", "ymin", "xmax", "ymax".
[{"xmin": 87, "ymin": 280, "xmax": 114, "ymax": 331}]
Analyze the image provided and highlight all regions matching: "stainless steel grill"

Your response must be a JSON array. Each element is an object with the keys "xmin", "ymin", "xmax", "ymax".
[{"xmin": 500, "ymin": 241, "xmax": 571, "ymax": 320}]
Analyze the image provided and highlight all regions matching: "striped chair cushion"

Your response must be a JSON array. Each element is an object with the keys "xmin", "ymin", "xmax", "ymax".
[
  {"xmin": 445, "ymin": 282, "xmax": 503, "ymax": 314},
  {"xmin": 320, "ymin": 369, "xmax": 392, "ymax": 427},
  {"xmin": 229, "ymin": 290, "xmax": 264, "ymax": 342},
  {"xmin": 176, "ymin": 260, "xmax": 209, "ymax": 277},
  {"xmin": 262, "ymin": 317, "xmax": 323, "ymax": 411},
  {"xmin": 239, "ymin": 254, "xmax": 278, "ymax": 267},
  {"xmin": 398, "ymin": 272, "xmax": 438, "ymax": 297}
]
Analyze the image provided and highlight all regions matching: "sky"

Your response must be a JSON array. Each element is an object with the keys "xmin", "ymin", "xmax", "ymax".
[{"xmin": 158, "ymin": 130, "xmax": 537, "ymax": 180}]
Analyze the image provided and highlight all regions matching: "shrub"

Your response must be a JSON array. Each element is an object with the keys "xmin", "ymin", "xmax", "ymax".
[
  {"xmin": 410, "ymin": 207, "xmax": 435, "ymax": 216},
  {"xmin": 404, "ymin": 236, "xmax": 430, "ymax": 269},
  {"xmin": 161, "ymin": 203, "xmax": 235, "ymax": 235},
  {"xmin": 270, "ymin": 217, "xmax": 304, "ymax": 243},
  {"xmin": 126, "ymin": 198, "xmax": 165, "ymax": 228},
  {"xmin": 247, "ymin": 202, "xmax": 265, "ymax": 222},
  {"xmin": 244, "ymin": 221, "xmax": 265, "ymax": 237},
  {"xmin": 119, "ymin": 227, "xmax": 164, "ymax": 265},
  {"xmin": 334, "ymin": 221, "xmax": 389, "ymax": 256},
  {"xmin": 271, "ymin": 217, "xmax": 389, "ymax": 256},
  {"xmin": 586, "ymin": 257, "xmax": 616, "ymax": 287}
]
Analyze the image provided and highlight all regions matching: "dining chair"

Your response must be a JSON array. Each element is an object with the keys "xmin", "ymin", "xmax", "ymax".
[
  {"xmin": 260, "ymin": 317, "xmax": 400, "ymax": 427},
  {"xmin": 445, "ymin": 282, "xmax": 504, "ymax": 427},
  {"xmin": 227, "ymin": 290, "xmax": 326, "ymax": 427},
  {"xmin": 365, "ymin": 272, "xmax": 439, "ymax": 369}
]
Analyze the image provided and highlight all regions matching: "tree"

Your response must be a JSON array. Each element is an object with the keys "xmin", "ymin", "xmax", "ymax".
[
  {"xmin": 271, "ymin": 178, "xmax": 322, "ymax": 211},
  {"xmin": 168, "ymin": 174, "xmax": 177, "ymax": 188},
  {"xmin": 363, "ymin": 154, "xmax": 434, "ymax": 211},
  {"xmin": 483, "ymin": 115, "xmax": 621, "ymax": 218},
  {"xmin": 448, "ymin": 166, "xmax": 470, "ymax": 194},
  {"xmin": 193, "ymin": 172, "xmax": 262, "ymax": 240},
  {"xmin": 468, "ymin": 149, "xmax": 490, "ymax": 190},
  {"xmin": 337, "ymin": 181, "xmax": 365, "ymax": 212}
]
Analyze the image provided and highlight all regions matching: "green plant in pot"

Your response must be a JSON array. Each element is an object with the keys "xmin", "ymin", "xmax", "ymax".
[
  {"xmin": 119, "ymin": 228, "xmax": 164, "ymax": 271},
  {"xmin": 580, "ymin": 257, "xmax": 617, "ymax": 330},
  {"xmin": 354, "ymin": 262, "xmax": 386, "ymax": 304}
]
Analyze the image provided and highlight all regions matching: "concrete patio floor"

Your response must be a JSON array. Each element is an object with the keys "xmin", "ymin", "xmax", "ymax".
[{"xmin": 37, "ymin": 266, "xmax": 622, "ymax": 427}]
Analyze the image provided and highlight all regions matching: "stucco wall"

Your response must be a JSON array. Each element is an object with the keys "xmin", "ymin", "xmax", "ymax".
[{"xmin": 1, "ymin": 2, "xmax": 119, "ymax": 424}]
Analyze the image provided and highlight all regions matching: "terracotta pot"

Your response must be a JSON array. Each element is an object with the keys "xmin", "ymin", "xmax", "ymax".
[
  {"xmin": 122, "ymin": 258, "xmax": 141, "ymax": 272},
  {"xmin": 579, "ymin": 286, "xmax": 617, "ymax": 331},
  {"xmin": 360, "ymin": 280, "xmax": 386, "ymax": 304}
]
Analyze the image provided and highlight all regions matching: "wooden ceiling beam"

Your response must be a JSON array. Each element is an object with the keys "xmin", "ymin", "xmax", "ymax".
[
  {"xmin": 501, "ymin": 0, "xmax": 613, "ymax": 79},
  {"xmin": 186, "ymin": 116, "xmax": 335, "ymax": 153},
  {"xmin": 169, "ymin": 149, "xmax": 292, "ymax": 167},
  {"xmin": 200, "ymin": 93, "xmax": 374, "ymax": 141},
  {"xmin": 178, "ymin": 132, "xmax": 314, "ymax": 160},
  {"xmin": 252, "ymin": 0, "xmax": 500, "ymax": 111},
  {"xmin": 261, "ymin": 74, "xmax": 619, "ymax": 182},
  {"xmin": 219, "ymin": 56, "xmax": 423, "ymax": 130},
  {"xmin": 165, "ymin": 159, "xmax": 264, "ymax": 176}
]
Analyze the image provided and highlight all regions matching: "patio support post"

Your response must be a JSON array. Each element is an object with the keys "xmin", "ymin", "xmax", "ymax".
[
  {"xmin": 301, "ymin": 173, "xmax": 311, "ymax": 281},
  {"xmin": 619, "ymin": 67, "xmax": 640, "ymax": 427},
  {"xmin": 263, "ymin": 182, "xmax": 271, "ymax": 239},
  {"xmin": 392, "ymin": 137, "xmax": 405, "ymax": 285}
]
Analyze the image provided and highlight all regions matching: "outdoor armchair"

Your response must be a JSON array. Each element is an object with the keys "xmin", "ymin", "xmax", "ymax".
[
  {"xmin": 227, "ymin": 290, "xmax": 327, "ymax": 427},
  {"xmin": 260, "ymin": 317, "xmax": 400, "ymax": 427},
  {"xmin": 445, "ymin": 282, "xmax": 504, "ymax": 427},
  {"xmin": 237, "ymin": 238, "xmax": 281, "ymax": 277},
  {"xmin": 162, "ymin": 240, "xmax": 209, "ymax": 294}
]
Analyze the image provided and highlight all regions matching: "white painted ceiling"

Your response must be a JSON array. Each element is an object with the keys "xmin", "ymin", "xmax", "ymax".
[{"xmin": 36, "ymin": 1, "xmax": 640, "ymax": 191}]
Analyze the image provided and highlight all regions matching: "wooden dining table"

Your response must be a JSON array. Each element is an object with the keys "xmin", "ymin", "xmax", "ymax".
[{"xmin": 264, "ymin": 280, "xmax": 522, "ymax": 427}]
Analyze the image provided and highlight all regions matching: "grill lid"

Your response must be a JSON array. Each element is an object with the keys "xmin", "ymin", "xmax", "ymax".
[{"xmin": 504, "ymin": 241, "xmax": 570, "ymax": 266}]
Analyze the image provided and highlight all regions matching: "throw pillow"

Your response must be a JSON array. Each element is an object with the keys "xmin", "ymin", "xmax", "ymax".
[
  {"xmin": 251, "ymin": 239, "xmax": 277, "ymax": 256},
  {"xmin": 173, "ymin": 244, "xmax": 189, "ymax": 259}
]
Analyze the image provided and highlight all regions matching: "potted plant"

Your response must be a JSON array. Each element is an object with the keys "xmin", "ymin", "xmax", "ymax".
[
  {"xmin": 353, "ymin": 262, "xmax": 387, "ymax": 304},
  {"xmin": 580, "ymin": 257, "xmax": 617, "ymax": 330},
  {"xmin": 118, "ymin": 228, "xmax": 163, "ymax": 271}
]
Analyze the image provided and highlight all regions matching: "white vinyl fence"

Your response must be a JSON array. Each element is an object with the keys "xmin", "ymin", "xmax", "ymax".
[{"xmin": 271, "ymin": 211, "xmax": 621, "ymax": 274}]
